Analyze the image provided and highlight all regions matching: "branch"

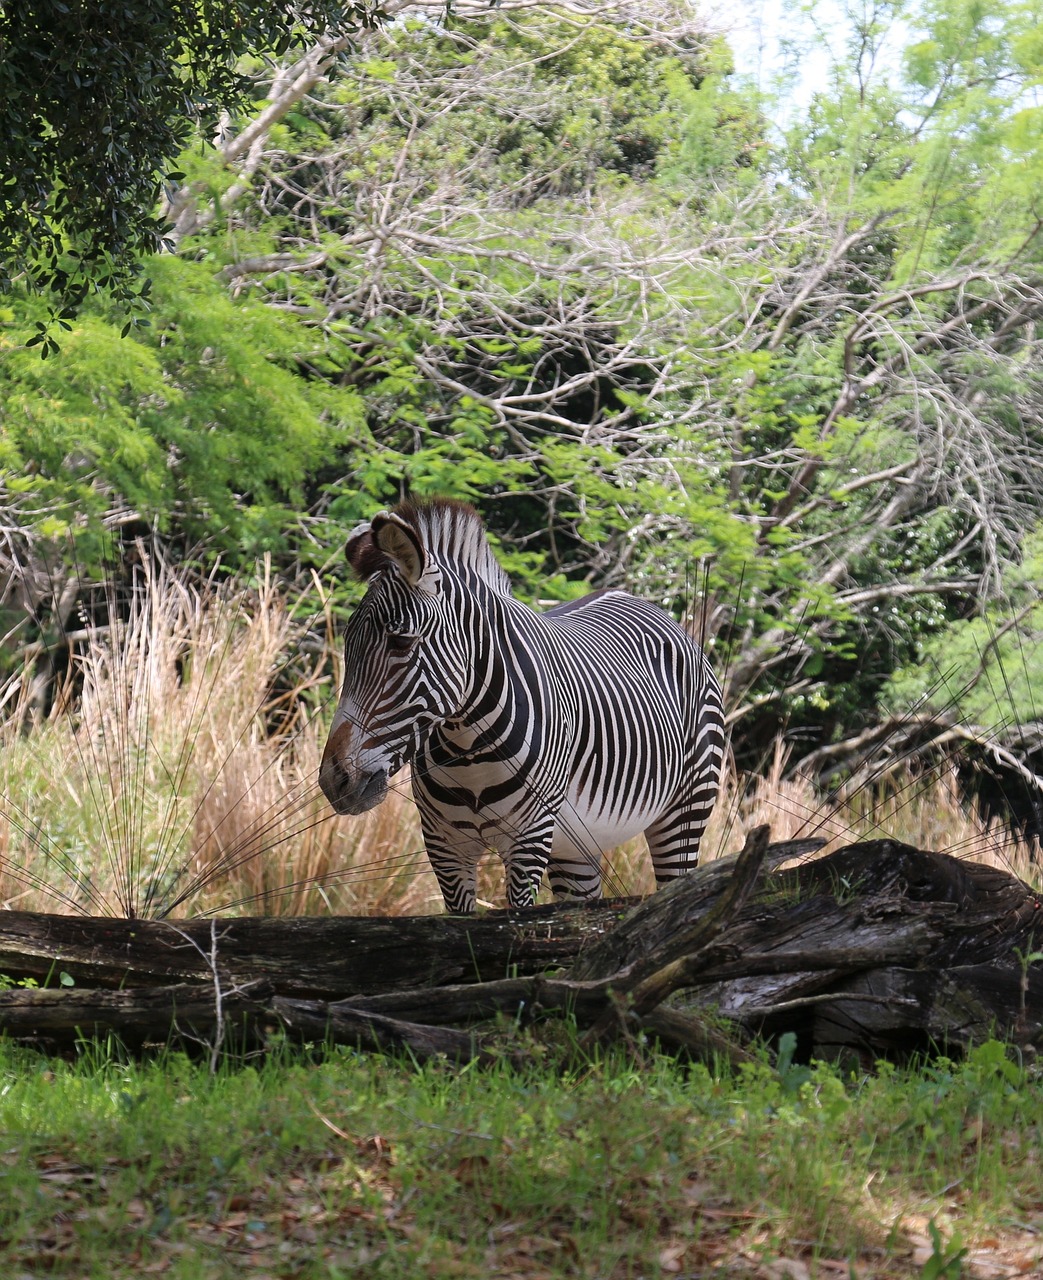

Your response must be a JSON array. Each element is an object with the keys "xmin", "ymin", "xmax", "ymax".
[
  {"xmin": 162, "ymin": 34, "xmax": 361, "ymax": 244},
  {"xmin": 578, "ymin": 826, "xmax": 771, "ymax": 1047}
]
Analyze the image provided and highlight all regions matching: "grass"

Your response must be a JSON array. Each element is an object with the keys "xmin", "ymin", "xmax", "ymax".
[
  {"xmin": 1, "ymin": 559, "xmax": 1038, "ymax": 918},
  {"xmin": 0, "ymin": 559, "xmax": 434, "ymax": 918},
  {"xmin": 0, "ymin": 1036, "xmax": 1041, "ymax": 1278}
]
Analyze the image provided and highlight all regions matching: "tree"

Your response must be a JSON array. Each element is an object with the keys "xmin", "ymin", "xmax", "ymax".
[
  {"xmin": 0, "ymin": 0, "xmax": 383, "ymax": 325},
  {"xmin": 182, "ymin": 0, "xmax": 1043, "ymax": 741},
  {"xmin": 0, "ymin": 256, "xmax": 367, "ymax": 661},
  {"xmin": 168, "ymin": 5, "xmax": 762, "ymax": 590},
  {"xmin": 715, "ymin": 0, "xmax": 1043, "ymax": 745}
]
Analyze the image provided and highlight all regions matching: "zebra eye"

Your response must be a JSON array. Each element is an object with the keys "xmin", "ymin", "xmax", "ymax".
[{"xmin": 387, "ymin": 632, "xmax": 420, "ymax": 656}]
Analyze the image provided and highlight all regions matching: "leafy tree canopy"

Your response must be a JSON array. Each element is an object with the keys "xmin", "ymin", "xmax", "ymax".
[
  {"xmin": 0, "ymin": 256, "xmax": 366, "ymax": 573},
  {"xmin": 0, "ymin": 0, "xmax": 382, "ymax": 328},
  {"xmin": 4, "ymin": 0, "xmax": 1043, "ymax": 762}
]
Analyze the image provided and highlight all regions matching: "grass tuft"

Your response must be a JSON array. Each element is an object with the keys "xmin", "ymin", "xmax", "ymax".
[{"xmin": 0, "ymin": 558, "xmax": 434, "ymax": 917}]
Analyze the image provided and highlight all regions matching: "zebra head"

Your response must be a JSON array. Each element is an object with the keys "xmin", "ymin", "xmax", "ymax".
[{"xmin": 319, "ymin": 508, "xmax": 471, "ymax": 816}]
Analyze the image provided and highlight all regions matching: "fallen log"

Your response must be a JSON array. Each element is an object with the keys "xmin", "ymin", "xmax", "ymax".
[
  {"xmin": 676, "ymin": 840, "xmax": 1043, "ymax": 1062},
  {"xmin": 270, "ymin": 996, "xmax": 511, "ymax": 1066},
  {"xmin": 0, "ymin": 979, "xmax": 274, "ymax": 1052},
  {"xmin": 0, "ymin": 835, "xmax": 1040, "ymax": 1064},
  {"xmin": 803, "ymin": 964, "xmax": 1043, "ymax": 1060},
  {"xmin": 0, "ymin": 837, "xmax": 823, "ymax": 999},
  {"xmin": 0, "ymin": 897, "xmax": 635, "ymax": 998},
  {"xmin": 566, "ymin": 837, "xmax": 826, "ymax": 981},
  {"xmin": 576, "ymin": 824, "xmax": 774, "ymax": 1047}
]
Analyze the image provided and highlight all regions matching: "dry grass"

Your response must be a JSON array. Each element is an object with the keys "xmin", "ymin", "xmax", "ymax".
[
  {"xmin": 706, "ymin": 735, "xmax": 1039, "ymax": 883},
  {"xmin": 0, "ymin": 562, "xmax": 1037, "ymax": 919},
  {"xmin": 0, "ymin": 559, "xmax": 435, "ymax": 918}
]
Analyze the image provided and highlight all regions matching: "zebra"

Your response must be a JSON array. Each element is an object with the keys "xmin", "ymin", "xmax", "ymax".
[{"xmin": 319, "ymin": 498, "xmax": 725, "ymax": 913}]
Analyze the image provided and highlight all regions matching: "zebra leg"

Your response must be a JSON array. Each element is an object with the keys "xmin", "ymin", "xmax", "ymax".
[
  {"xmin": 546, "ymin": 853, "xmax": 602, "ymax": 901},
  {"xmin": 415, "ymin": 803, "xmax": 481, "ymax": 912},
  {"xmin": 644, "ymin": 783, "xmax": 720, "ymax": 884},
  {"xmin": 425, "ymin": 839, "xmax": 480, "ymax": 914},
  {"xmin": 502, "ymin": 825, "xmax": 556, "ymax": 909},
  {"xmin": 646, "ymin": 721, "xmax": 724, "ymax": 884}
]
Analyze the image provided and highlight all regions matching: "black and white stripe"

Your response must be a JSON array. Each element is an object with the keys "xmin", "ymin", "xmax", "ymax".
[{"xmin": 320, "ymin": 499, "xmax": 725, "ymax": 913}]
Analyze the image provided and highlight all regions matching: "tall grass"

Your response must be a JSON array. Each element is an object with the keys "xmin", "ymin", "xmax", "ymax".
[
  {"xmin": 0, "ymin": 561, "xmax": 1037, "ymax": 918},
  {"xmin": 0, "ymin": 559, "xmax": 435, "ymax": 918}
]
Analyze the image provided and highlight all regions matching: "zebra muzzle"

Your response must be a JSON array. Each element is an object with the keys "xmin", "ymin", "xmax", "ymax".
[{"xmin": 319, "ymin": 760, "xmax": 389, "ymax": 815}]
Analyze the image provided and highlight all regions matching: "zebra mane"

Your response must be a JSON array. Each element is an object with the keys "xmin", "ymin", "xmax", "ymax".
[{"xmin": 396, "ymin": 499, "xmax": 512, "ymax": 591}]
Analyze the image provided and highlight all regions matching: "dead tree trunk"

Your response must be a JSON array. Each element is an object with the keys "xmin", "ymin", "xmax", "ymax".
[{"xmin": 0, "ymin": 898, "xmax": 634, "ymax": 997}]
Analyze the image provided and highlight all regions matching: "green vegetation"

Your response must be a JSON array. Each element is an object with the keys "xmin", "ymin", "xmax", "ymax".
[
  {"xmin": 4, "ymin": 0, "xmax": 1043, "ymax": 772},
  {"xmin": 0, "ymin": 0, "xmax": 381, "ymax": 313},
  {"xmin": 0, "ymin": 256, "xmax": 367, "ymax": 569},
  {"xmin": 886, "ymin": 530, "xmax": 1043, "ymax": 729},
  {"xmin": 1, "ymin": 1037, "xmax": 1040, "ymax": 1277},
  {"xmin": 4, "ymin": 0, "xmax": 1043, "ymax": 912}
]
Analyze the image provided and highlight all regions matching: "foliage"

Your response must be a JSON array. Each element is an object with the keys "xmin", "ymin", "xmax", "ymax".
[
  {"xmin": 0, "ymin": 0, "xmax": 382, "ymax": 318},
  {"xmin": 4, "ymin": 0, "xmax": 1043, "ymax": 759},
  {"xmin": 0, "ymin": 257, "xmax": 367, "ymax": 571},
  {"xmin": 190, "ymin": 6, "xmax": 783, "ymax": 615},
  {"xmin": 886, "ymin": 528, "xmax": 1043, "ymax": 730}
]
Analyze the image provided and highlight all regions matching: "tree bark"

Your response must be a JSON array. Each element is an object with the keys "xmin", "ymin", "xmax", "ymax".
[
  {"xmin": 270, "ymin": 996, "xmax": 513, "ymax": 1066},
  {"xmin": 0, "ymin": 898, "xmax": 634, "ymax": 998},
  {"xmin": 0, "ymin": 979, "xmax": 273, "ymax": 1052}
]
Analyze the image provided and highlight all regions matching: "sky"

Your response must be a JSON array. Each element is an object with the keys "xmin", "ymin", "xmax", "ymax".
[
  {"xmin": 713, "ymin": 0, "xmax": 912, "ymax": 118},
  {"xmin": 717, "ymin": 0, "xmax": 834, "ymax": 95}
]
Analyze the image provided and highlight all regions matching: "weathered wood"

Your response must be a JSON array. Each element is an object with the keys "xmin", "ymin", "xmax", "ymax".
[
  {"xmin": 342, "ymin": 974, "xmax": 612, "ymax": 1026},
  {"xmin": 637, "ymin": 1006, "xmax": 756, "ymax": 1068},
  {"xmin": 0, "ymin": 898, "xmax": 635, "ymax": 998},
  {"xmin": 0, "ymin": 837, "xmax": 819, "ymax": 997},
  {"xmin": 687, "ymin": 898, "xmax": 950, "ymax": 984},
  {"xmin": 269, "ymin": 996, "xmax": 511, "ymax": 1066},
  {"xmin": 0, "ymin": 979, "xmax": 273, "ymax": 1050},
  {"xmin": 623, "ymin": 825, "xmax": 771, "ymax": 1013},
  {"xmin": 577, "ymin": 825, "xmax": 772, "ymax": 1047},
  {"xmin": 0, "ymin": 839, "xmax": 1039, "ymax": 1064},
  {"xmin": 567, "ymin": 836, "xmax": 826, "ymax": 982},
  {"xmin": 665, "ymin": 843, "xmax": 1043, "ymax": 1057},
  {"xmin": 805, "ymin": 964, "xmax": 1043, "ymax": 1061}
]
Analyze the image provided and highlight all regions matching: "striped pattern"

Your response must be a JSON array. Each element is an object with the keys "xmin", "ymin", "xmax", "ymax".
[{"xmin": 319, "ymin": 500, "xmax": 725, "ymax": 913}]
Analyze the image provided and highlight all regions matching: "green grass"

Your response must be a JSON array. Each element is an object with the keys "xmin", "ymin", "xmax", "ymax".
[{"xmin": 2, "ymin": 1038, "xmax": 1042, "ymax": 1278}]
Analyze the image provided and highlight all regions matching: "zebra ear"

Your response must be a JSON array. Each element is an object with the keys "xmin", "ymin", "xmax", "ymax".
[
  {"xmin": 345, "ymin": 522, "xmax": 383, "ymax": 581},
  {"xmin": 371, "ymin": 511, "xmax": 427, "ymax": 586}
]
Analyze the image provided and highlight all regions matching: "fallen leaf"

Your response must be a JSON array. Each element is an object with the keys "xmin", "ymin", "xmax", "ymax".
[
  {"xmin": 965, "ymin": 1254, "xmax": 1017, "ymax": 1279},
  {"xmin": 681, "ymin": 1179, "xmax": 721, "ymax": 1206},
  {"xmin": 762, "ymin": 1258, "xmax": 811, "ymax": 1280},
  {"xmin": 659, "ymin": 1241, "xmax": 688, "ymax": 1272}
]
